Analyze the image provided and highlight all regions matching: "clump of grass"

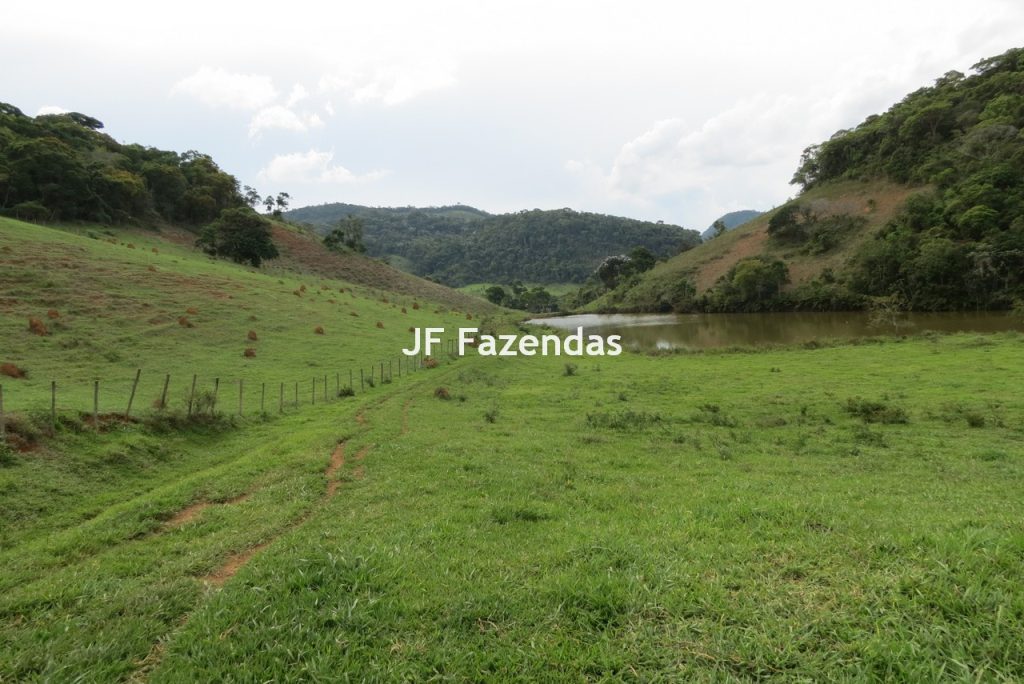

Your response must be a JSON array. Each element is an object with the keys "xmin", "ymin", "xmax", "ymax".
[
  {"xmin": 46, "ymin": 309, "xmax": 59, "ymax": 319},
  {"xmin": 843, "ymin": 397, "xmax": 909, "ymax": 424},
  {"xmin": 186, "ymin": 307, "xmax": 198, "ymax": 315},
  {"xmin": 337, "ymin": 386, "xmax": 355, "ymax": 398},
  {"xmin": 423, "ymin": 357, "xmax": 439, "ymax": 369},
  {"xmin": 490, "ymin": 505, "xmax": 549, "ymax": 524},
  {"xmin": 376, "ymin": 321, "xmax": 384, "ymax": 329},
  {"xmin": 177, "ymin": 316, "xmax": 193, "ymax": 328},
  {"xmin": 586, "ymin": 410, "xmax": 662, "ymax": 430},
  {"xmin": 434, "ymin": 387, "xmax": 451, "ymax": 400},
  {"xmin": 28, "ymin": 317, "xmax": 49, "ymax": 336},
  {"xmin": 243, "ymin": 348, "xmax": 256, "ymax": 358},
  {"xmin": 563, "ymin": 363, "xmax": 578, "ymax": 377},
  {"xmin": 852, "ymin": 424, "xmax": 887, "ymax": 447},
  {"xmin": 247, "ymin": 330, "xmax": 258, "ymax": 341},
  {"xmin": 483, "ymin": 407, "xmax": 499, "ymax": 423},
  {"xmin": 0, "ymin": 441, "xmax": 17, "ymax": 467},
  {"xmin": 314, "ymin": 326, "xmax": 325, "ymax": 335}
]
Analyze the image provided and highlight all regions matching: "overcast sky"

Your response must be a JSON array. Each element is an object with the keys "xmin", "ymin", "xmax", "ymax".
[{"xmin": 4, "ymin": 1, "xmax": 1024, "ymax": 229}]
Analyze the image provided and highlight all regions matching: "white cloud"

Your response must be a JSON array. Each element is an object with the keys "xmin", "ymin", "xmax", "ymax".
[
  {"xmin": 36, "ymin": 105, "xmax": 69, "ymax": 116},
  {"xmin": 248, "ymin": 106, "xmax": 324, "ymax": 137},
  {"xmin": 318, "ymin": 60, "xmax": 456, "ymax": 106},
  {"xmin": 286, "ymin": 84, "xmax": 309, "ymax": 108},
  {"xmin": 258, "ymin": 149, "xmax": 388, "ymax": 185},
  {"xmin": 171, "ymin": 66, "xmax": 278, "ymax": 110}
]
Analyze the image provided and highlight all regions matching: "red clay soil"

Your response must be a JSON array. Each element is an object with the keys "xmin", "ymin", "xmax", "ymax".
[
  {"xmin": 204, "ymin": 543, "xmax": 270, "ymax": 586},
  {"xmin": 325, "ymin": 442, "xmax": 346, "ymax": 497},
  {"xmin": 165, "ymin": 501, "xmax": 211, "ymax": 528}
]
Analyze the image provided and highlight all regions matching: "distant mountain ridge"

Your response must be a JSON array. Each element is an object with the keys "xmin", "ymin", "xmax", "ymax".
[
  {"xmin": 701, "ymin": 210, "xmax": 763, "ymax": 240},
  {"xmin": 287, "ymin": 202, "xmax": 701, "ymax": 286}
]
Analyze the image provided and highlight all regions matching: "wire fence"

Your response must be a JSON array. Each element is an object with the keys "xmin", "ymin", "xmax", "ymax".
[{"xmin": 0, "ymin": 338, "xmax": 466, "ymax": 440}]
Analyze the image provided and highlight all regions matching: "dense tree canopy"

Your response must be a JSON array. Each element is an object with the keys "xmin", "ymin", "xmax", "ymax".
[
  {"xmin": 196, "ymin": 207, "xmax": 279, "ymax": 267},
  {"xmin": 790, "ymin": 48, "xmax": 1024, "ymax": 309},
  {"xmin": 288, "ymin": 203, "xmax": 700, "ymax": 286},
  {"xmin": 0, "ymin": 102, "xmax": 244, "ymax": 225}
]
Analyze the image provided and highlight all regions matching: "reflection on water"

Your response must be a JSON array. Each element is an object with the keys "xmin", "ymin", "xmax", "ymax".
[{"xmin": 526, "ymin": 312, "xmax": 1023, "ymax": 351}]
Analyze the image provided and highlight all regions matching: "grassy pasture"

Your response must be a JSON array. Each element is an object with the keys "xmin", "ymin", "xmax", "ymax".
[{"xmin": 1, "ymin": 221, "xmax": 1023, "ymax": 681}]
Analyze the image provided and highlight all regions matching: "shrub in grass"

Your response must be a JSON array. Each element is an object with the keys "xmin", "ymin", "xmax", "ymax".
[
  {"xmin": 350, "ymin": 312, "xmax": 359, "ymax": 317},
  {"xmin": 843, "ymin": 397, "xmax": 909, "ymax": 424},
  {"xmin": 178, "ymin": 316, "xmax": 193, "ymax": 328},
  {"xmin": 28, "ymin": 317, "xmax": 49, "ymax": 336},
  {"xmin": 376, "ymin": 321, "xmax": 384, "ymax": 329},
  {"xmin": 337, "ymin": 387, "xmax": 355, "ymax": 398},
  {"xmin": 412, "ymin": 302, "xmax": 420, "ymax": 310},
  {"xmin": 490, "ymin": 505, "xmax": 548, "ymax": 524},
  {"xmin": 247, "ymin": 330, "xmax": 258, "ymax": 341},
  {"xmin": 423, "ymin": 357, "xmax": 439, "ymax": 368},
  {"xmin": 243, "ymin": 348, "xmax": 256, "ymax": 358},
  {"xmin": 587, "ymin": 410, "xmax": 662, "ymax": 430},
  {"xmin": 483, "ymin": 407, "xmax": 499, "ymax": 423},
  {"xmin": 0, "ymin": 441, "xmax": 17, "ymax": 467},
  {"xmin": 314, "ymin": 326, "xmax": 325, "ymax": 335},
  {"xmin": 401, "ymin": 307, "xmax": 407, "ymax": 314},
  {"xmin": 563, "ymin": 363, "xmax": 578, "ymax": 377},
  {"xmin": 434, "ymin": 386, "xmax": 451, "ymax": 400}
]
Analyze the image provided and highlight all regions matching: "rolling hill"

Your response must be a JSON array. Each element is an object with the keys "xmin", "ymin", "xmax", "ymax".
[
  {"xmin": 588, "ymin": 47, "xmax": 1024, "ymax": 313},
  {"xmin": 700, "ymin": 209, "xmax": 763, "ymax": 241},
  {"xmin": 287, "ymin": 202, "xmax": 701, "ymax": 286}
]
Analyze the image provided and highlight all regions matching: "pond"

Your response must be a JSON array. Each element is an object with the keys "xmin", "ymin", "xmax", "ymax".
[{"xmin": 525, "ymin": 311, "xmax": 1023, "ymax": 351}]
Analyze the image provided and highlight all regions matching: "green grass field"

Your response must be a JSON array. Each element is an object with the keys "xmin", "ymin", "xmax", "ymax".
[{"xmin": 2, "ymin": 221, "xmax": 1023, "ymax": 681}]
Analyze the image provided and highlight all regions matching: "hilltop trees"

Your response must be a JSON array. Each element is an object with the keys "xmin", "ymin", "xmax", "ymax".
[
  {"xmin": 0, "ymin": 101, "xmax": 244, "ymax": 224},
  {"xmin": 786, "ymin": 47, "xmax": 1024, "ymax": 309},
  {"xmin": 323, "ymin": 215, "xmax": 367, "ymax": 253}
]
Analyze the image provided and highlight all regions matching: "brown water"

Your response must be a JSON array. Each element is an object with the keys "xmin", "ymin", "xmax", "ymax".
[{"xmin": 526, "ymin": 311, "xmax": 1023, "ymax": 350}]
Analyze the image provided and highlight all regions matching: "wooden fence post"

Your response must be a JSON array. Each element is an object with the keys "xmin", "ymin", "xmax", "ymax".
[
  {"xmin": 360, "ymin": 369, "xmax": 364, "ymax": 391},
  {"xmin": 187, "ymin": 374, "xmax": 197, "ymax": 417},
  {"xmin": 261, "ymin": 382, "xmax": 266, "ymax": 414},
  {"xmin": 160, "ymin": 373, "xmax": 170, "ymax": 411},
  {"xmin": 93, "ymin": 380, "xmax": 99, "ymax": 430},
  {"xmin": 238, "ymin": 379, "xmax": 243, "ymax": 416},
  {"xmin": 311, "ymin": 377, "xmax": 316, "ymax": 405},
  {"xmin": 212, "ymin": 377, "xmax": 219, "ymax": 415},
  {"xmin": 51, "ymin": 381, "xmax": 57, "ymax": 433},
  {"xmin": 323, "ymin": 374, "xmax": 328, "ymax": 402},
  {"xmin": 279, "ymin": 382, "xmax": 284, "ymax": 413},
  {"xmin": 349, "ymin": 369, "xmax": 353, "ymax": 391},
  {"xmin": 126, "ymin": 368, "xmax": 141, "ymax": 418},
  {"xmin": 294, "ymin": 381, "xmax": 298, "ymax": 408},
  {"xmin": 0, "ymin": 384, "xmax": 5, "ymax": 440},
  {"xmin": 335, "ymin": 373, "xmax": 340, "ymax": 397}
]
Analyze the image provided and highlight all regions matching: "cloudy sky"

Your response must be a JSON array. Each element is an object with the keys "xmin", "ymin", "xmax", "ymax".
[{"xmin": 4, "ymin": 1, "xmax": 1024, "ymax": 229}]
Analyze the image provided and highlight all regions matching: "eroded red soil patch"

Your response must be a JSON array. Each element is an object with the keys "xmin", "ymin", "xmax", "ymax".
[
  {"xmin": 204, "ymin": 543, "xmax": 270, "ymax": 586},
  {"xmin": 165, "ymin": 501, "xmax": 211, "ymax": 528}
]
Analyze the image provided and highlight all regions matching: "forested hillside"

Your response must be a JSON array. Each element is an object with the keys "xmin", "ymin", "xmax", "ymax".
[
  {"xmin": 0, "ymin": 103, "xmax": 245, "ymax": 225},
  {"xmin": 289, "ymin": 203, "xmax": 701, "ymax": 286},
  {"xmin": 590, "ymin": 47, "xmax": 1024, "ymax": 313}
]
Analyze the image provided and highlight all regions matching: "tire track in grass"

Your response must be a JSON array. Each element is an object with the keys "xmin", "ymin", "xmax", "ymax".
[{"xmin": 136, "ymin": 377, "xmax": 440, "ymax": 680}]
